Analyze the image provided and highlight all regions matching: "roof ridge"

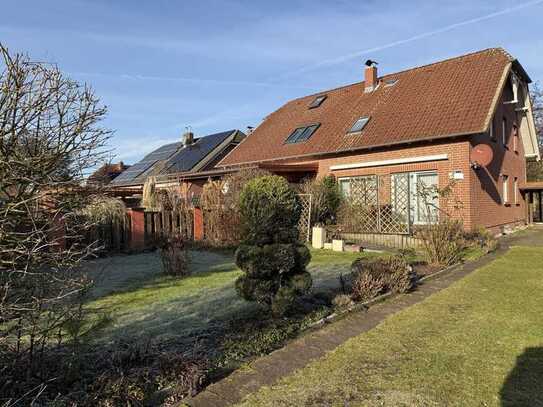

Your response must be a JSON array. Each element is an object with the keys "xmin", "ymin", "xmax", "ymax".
[{"xmin": 291, "ymin": 47, "xmax": 510, "ymax": 101}]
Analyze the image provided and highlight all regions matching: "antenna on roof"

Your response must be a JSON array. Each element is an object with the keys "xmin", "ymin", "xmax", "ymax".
[{"xmin": 365, "ymin": 59, "xmax": 378, "ymax": 67}]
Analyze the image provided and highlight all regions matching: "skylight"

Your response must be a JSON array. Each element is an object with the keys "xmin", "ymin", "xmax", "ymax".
[
  {"xmin": 285, "ymin": 124, "xmax": 320, "ymax": 144},
  {"xmin": 348, "ymin": 116, "xmax": 370, "ymax": 133},
  {"xmin": 308, "ymin": 95, "xmax": 327, "ymax": 109},
  {"xmin": 384, "ymin": 79, "xmax": 398, "ymax": 87}
]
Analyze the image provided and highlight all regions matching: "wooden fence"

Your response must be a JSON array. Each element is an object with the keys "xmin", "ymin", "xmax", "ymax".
[
  {"xmin": 77, "ymin": 219, "xmax": 131, "ymax": 253},
  {"xmin": 144, "ymin": 209, "xmax": 194, "ymax": 243}
]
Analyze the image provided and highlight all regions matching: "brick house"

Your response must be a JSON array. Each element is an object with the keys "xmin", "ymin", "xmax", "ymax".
[{"xmin": 219, "ymin": 48, "xmax": 540, "ymax": 234}]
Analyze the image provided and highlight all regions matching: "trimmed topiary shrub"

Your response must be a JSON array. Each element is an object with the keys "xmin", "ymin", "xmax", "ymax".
[
  {"xmin": 235, "ymin": 175, "xmax": 312, "ymax": 317},
  {"xmin": 351, "ymin": 256, "xmax": 414, "ymax": 302}
]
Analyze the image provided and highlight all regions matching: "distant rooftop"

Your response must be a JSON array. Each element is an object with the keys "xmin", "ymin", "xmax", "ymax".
[{"xmin": 111, "ymin": 130, "xmax": 240, "ymax": 186}]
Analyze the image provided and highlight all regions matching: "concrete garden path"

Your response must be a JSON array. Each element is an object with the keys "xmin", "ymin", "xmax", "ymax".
[{"xmin": 185, "ymin": 227, "xmax": 543, "ymax": 407}]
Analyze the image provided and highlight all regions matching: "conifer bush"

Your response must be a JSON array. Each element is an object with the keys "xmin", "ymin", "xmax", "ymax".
[{"xmin": 235, "ymin": 176, "xmax": 312, "ymax": 317}]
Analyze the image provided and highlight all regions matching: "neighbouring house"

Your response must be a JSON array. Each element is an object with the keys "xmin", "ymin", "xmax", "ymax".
[
  {"xmin": 88, "ymin": 161, "xmax": 131, "ymax": 185},
  {"xmin": 110, "ymin": 129, "xmax": 246, "ymax": 202},
  {"xmin": 219, "ymin": 48, "xmax": 541, "ymax": 236}
]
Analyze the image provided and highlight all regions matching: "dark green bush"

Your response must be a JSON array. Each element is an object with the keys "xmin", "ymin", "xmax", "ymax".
[
  {"xmin": 239, "ymin": 175, "xmax": 301, "ymax": 245},
  {"xmin": 351, "ymin": 256, "xmax": 414, "ymax": 302},
  {"xmin": 235, "ymin": 175, "xmax": 312, "ymax": 317},
  {"xmin": 299, "ymin": 175, "xmax": 342, "ymax": 225}
]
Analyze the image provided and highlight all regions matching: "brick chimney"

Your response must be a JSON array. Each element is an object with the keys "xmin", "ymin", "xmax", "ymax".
[{"xmin": 364, "ymin": 60, "xmax": 378, "ymax": 93}]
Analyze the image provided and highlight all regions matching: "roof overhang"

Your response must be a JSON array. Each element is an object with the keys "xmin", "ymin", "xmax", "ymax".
[
  {"xmin": 522, "ymin": 181, "xmax": 543, "ymax": 191},
  {"xmin": 257, "ymin": 162, "xmax": 318, "ymax": 173}
]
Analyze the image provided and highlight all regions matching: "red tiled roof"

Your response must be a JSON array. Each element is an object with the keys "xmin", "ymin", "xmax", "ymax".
[{"xmin": 220, "ymin": 48, "xmax": 519, "ymax": 167}]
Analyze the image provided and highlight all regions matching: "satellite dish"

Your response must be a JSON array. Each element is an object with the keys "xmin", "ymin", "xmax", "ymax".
[{"xmin": 471, "ymin": 144, "xmax": 493, "ymax": 169}]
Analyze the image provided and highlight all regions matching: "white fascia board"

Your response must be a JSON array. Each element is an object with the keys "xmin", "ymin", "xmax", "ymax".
[{"xmin": 330, "ymin": 154, "xmax": 449, "ymax": 171}]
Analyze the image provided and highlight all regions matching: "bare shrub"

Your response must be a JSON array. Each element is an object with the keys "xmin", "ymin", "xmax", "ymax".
[
  {"xmin": 158, "ymin": 234, "xmax": 190, "ymax": 276},
  {"xmin": 351, "ymin": 256, "xmax": 414, "ymax": 302},
  {"xmin": 200, "ymin": 168, "xmax": 270, "ymax": 246},
  {"xmin": 0, "ymin": 42, "xmax": 112, "ymax": 403},
  {"xmin": 332, "ymin": 294, "xmax": 354, "ymax": 311},
  {"xmin": 417, "ymin": 219, "xmax": 466, "ymax": 266},
  {"xmin": 415, "ymin": 181, "xmax": 467, "ymax": 266},
  {"xmin": 351, "ymin": 262, "xmax": 388, "ymax": 302}
]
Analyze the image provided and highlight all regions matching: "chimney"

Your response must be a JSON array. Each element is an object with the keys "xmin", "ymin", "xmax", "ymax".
[
  {"xmin": 246, "ymin": 126, "xmax": 254, "ymax": 135},
  {"xmin": 182, "ymin": 131, "xmax": 194, "ymax": 147},
  {"xmin": 364, "ymin": 59, "xmax": 378, "ymax": 93}
]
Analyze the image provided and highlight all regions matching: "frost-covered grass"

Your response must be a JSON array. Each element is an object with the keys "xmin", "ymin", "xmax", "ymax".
[{"xmin": 84, "ymin": 247, "xmax": 382, "ymax": 346}]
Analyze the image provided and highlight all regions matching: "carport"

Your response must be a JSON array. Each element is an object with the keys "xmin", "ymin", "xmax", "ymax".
[{"xmin": 523, "ymin": 182, "xmax": 543, "ymax": 223}]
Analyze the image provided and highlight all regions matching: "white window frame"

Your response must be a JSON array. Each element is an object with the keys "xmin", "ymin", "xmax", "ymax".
[
  {"xmin": 410, "ymin": 171, "xmax": 439, "ymax": 225},
  {"xmin": 503, "ymin": 175, "xmax": 509, "ymax": 205}
]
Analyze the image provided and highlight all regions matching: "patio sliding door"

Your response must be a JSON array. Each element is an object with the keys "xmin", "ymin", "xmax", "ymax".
[{"xmin": 409, "ymin": 171, "xmax": 439, "ymax": 225}]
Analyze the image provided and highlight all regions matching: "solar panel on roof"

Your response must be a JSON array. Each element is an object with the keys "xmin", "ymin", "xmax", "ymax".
[
  {"xmin": 112, "ymin": 130, "xmax": 236, "ymax": 184},
  {"xmin": 164, "ymin": 130, "xmax": 233, "ymax": 173},
  {"xmin": 111, "ymin": 161, "xmax": 156, "ymax": 183}
]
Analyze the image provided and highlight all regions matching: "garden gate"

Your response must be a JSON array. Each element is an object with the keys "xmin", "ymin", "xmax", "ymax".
[{"xmin": 297, "ymin": 193, "xmax": 312, "ymax": 242}]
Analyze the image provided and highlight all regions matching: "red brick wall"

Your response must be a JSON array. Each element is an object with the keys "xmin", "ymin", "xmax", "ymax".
[
  {"xmin": 468, "ymin": 79, "xmax": 527, "ymax": 232},
  {"xmin": 311, "ymin": 139, "xmax": 475, "ymax": 229}
]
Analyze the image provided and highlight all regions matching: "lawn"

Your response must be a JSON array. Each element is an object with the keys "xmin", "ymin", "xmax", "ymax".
[
  {"xmin": 235, "ymin": 244, "xmax": 543, "ymax": 406},
  {"xmin": 84, "ymin": 247, "xmax": 379, "ymax": 348}
]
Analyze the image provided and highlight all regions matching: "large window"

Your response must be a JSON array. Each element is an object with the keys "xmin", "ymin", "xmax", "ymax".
[
  {"xmin": 338, "ymin": 175, "xmax": 378, "ymax": 205},
  {"xmin": 340, "ymin": 171, "xmax": 439, "ymax": 225},
  {"xmin": 503, "ymin": 175, "xmax": 509, "ymax": 204}
]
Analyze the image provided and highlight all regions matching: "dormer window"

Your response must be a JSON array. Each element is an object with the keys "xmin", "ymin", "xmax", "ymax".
[
  {"xmin": 348, "ymin": 116, "xmax": 371, "ymax": 134},
  {"xmin": 285, "ymin": 124, "xmax": 320, "ymax": 144},
  {"xmin": 308, "ymin": 95, "xmax": 327, "ymax": 109}
]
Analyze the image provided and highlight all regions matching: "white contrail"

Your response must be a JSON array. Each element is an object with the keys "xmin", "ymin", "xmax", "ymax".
[
  {"xmin": 274, "ymin": 0, "xmax": 543, "ymax": 80},
  {"xmin": 69, "ymin": 70, "xmax": 315, "ymax": 90}
]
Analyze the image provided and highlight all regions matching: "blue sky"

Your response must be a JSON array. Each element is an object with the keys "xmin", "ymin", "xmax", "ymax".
[{"xmin": 2, "ymin": 0, "xmax": 542, "ymax": 164}]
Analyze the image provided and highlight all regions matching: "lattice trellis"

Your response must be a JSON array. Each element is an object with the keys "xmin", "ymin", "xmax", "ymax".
[
  {"xmin": 297, "ymin": 193, "xmax": 312, "ymax": 242},
  {"xmin": 385, "ymin": 173, "xmax": 410, "ymax": 234},
  {"xmin": 341, "ymin": 174, "xmax": 410, "ymax": 235}
]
